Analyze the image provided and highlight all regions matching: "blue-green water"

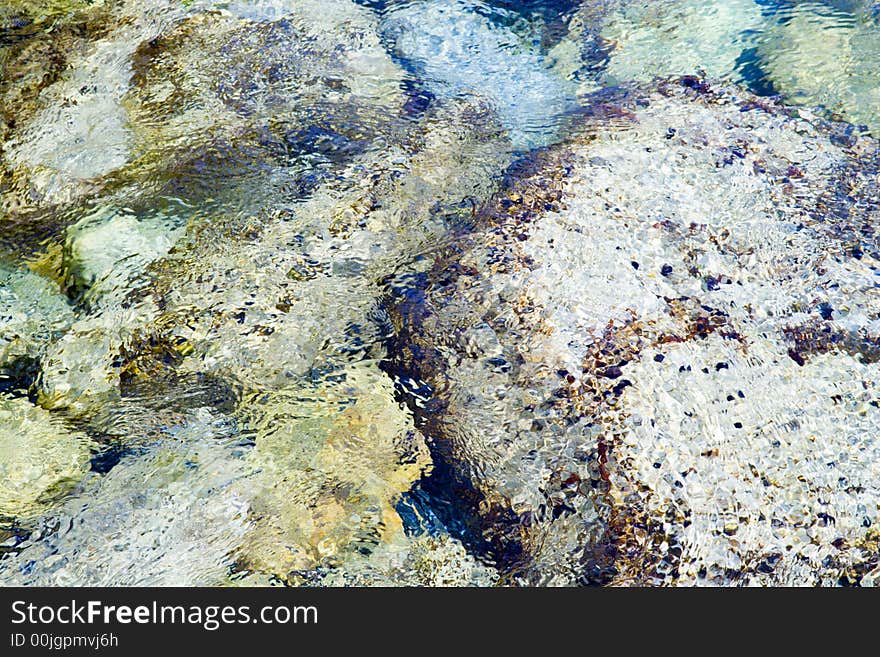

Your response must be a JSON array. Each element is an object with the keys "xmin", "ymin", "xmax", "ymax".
[{"xmin": 1, "ymin": 1, "xmax": 879, "ymax": 586}]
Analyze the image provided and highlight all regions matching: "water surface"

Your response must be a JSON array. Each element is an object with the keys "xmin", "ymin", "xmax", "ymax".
[{"xmin": 1, "ymin": 0, "xmax": 879, "ymax": 586}]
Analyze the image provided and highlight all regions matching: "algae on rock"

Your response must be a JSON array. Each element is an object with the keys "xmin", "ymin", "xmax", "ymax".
[{"xmin": 27, "ymin": 0, "xmax": 417, "ymax": 414}]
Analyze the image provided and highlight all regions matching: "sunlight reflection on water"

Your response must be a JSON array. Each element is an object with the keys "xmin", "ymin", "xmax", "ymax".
[{"xmin": 1, "ymin": 0, "xmax": 879, "ymax": 587}]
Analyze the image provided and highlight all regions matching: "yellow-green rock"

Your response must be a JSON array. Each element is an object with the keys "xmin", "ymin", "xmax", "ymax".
[
  {"xmin": 0, "ymin": 394, "xmax": 92, "ymax": 518},
  {"xmin": 235, "ymin": 363, "xmax": 431, "ymax": 576}
]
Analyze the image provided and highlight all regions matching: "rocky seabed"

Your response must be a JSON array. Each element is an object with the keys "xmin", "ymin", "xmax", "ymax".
[{"xmin": 0, "ymin": 0, "xmax": 878, "ymax": 586}]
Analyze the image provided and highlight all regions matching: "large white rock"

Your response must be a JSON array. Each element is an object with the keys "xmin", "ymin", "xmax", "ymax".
[
  {"xmin": 63, "ymin": 206, "xmax": 186, "ymax": 302},
  {"xmin": 600, "ymin": 0, "xmax": 766, "ymax": 84}
]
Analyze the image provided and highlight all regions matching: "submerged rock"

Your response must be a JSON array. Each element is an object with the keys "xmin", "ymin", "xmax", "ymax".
[
  {"xmin": 0, "ymin": 263, "xmax": 74, "ymax": 387},
  {"xmin": 95, "ymin": 97, "xmax": 510, "ymax": 402},
  {"xmin": 5, "ymin": 35, "xmax": 133, "ymax": 196},
  {"xmin": 37, "ymin": 303, "xmax": 161, "ymax": 415},
  {"xmin": 0, "ymin": 0, "xmax": 444, "ymax": 587},
  {"xmin": 758, "ymin": 3, "xmax": 880, "ymax": 135},
  {"xmin": 599, "ymin": 0, "xmax": 766, "ymax": 84},
  {"xmin": 618, "ymin": 334, "xmax": 880, "ymax": 585},
  {"xmin": 0, "ymin": 394, "xmax": 92, "ymax": 519},
  {"xmin": 2, "ymin": 366, "xmax": 457, "ymax": 586},
  {"xmin": 63, "ymin": 205, "xmax": 186, "ymax": 302},
  {"xmin": 1, "ymin": 0, "xmax": 408, "ymax": 248},
  {"xmin": 0, "ymin": 410, "xmax": 251, "ymax": 586},
  {"xmin": 7, "ymin": 0, "xmax": 878, "ymax": 588},
  {"xmin": 125, "ymin": 0, "xmax": 407, "ymax": 186},
  {"xmin": 387, "ymin": 79, "xmax": 880, "ymax": 585},
  {"xmin": 0, "ymin": 1, "xmax": 191, "ymax": 217},
  {"xmin": 236, "ymin": 363, "xmax": 431, "ymax": 577},
  {"xmin": 315, "ymin": 533, "xmax": 500, "ymax": 586},
  {"xmin": 31, "ymin": 0, "xmax": 420, "ymax": 415},
  {"xmin": 0, "ymin": 0, "xmax": 109, "ymax": 25},
  {"xmin": 20, "ymin": 85, "xmax": 512, "ymax": 581}
]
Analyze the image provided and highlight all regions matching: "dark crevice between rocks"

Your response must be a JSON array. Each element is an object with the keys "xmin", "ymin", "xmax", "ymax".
[
  {"xmin": 0, "ymin": 354, "xmax": 40, "ymax": 401},
  {"xmin": 375, "ymin": 131, "xmax": 628, "ymax": 582},
  {"xmin": 401, "ymin": 77, "xmax": 436, "ymax": 119},
  {"xmin": 378, "ymin": 280, "xmax": 527, "ymax": 574},
  {"xmin": 88, "ymin": 443, "xmax": 133, "ymax": 475},
  {"xmin": 0, "ymin": 519, "xmax": 33, "ymax": 560},
  {"xmin": 0, "ymin": 18, "xmax": 37, "ymax": 48},
  {"xmin": 375, "ymin": 142, "xmax": 570, "ymax": 579},
  {"xmin": 375, "ymin": 103, "xmax": 652, "ymax": 581},
  {"xmin": 734, "ymin": 47, "xmax": 780, "ymax": 99},
  {"xmin": 1, "ymin": 359, "xmax": 137, "ymax": 489}
]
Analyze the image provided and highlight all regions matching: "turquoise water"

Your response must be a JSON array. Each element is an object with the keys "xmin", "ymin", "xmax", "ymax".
[{"xmin": 1, "ymin": 1, "xmax": 879, "ymax": 586}]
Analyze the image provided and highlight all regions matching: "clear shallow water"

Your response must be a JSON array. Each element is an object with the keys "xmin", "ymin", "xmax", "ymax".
[
  {"xmin": 597, "ymin": 0, "xmax": 880, "ymax": 132},
  {"xmin": 0, "ymin": 1, "xmax": 879, "ymax": 586}
]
